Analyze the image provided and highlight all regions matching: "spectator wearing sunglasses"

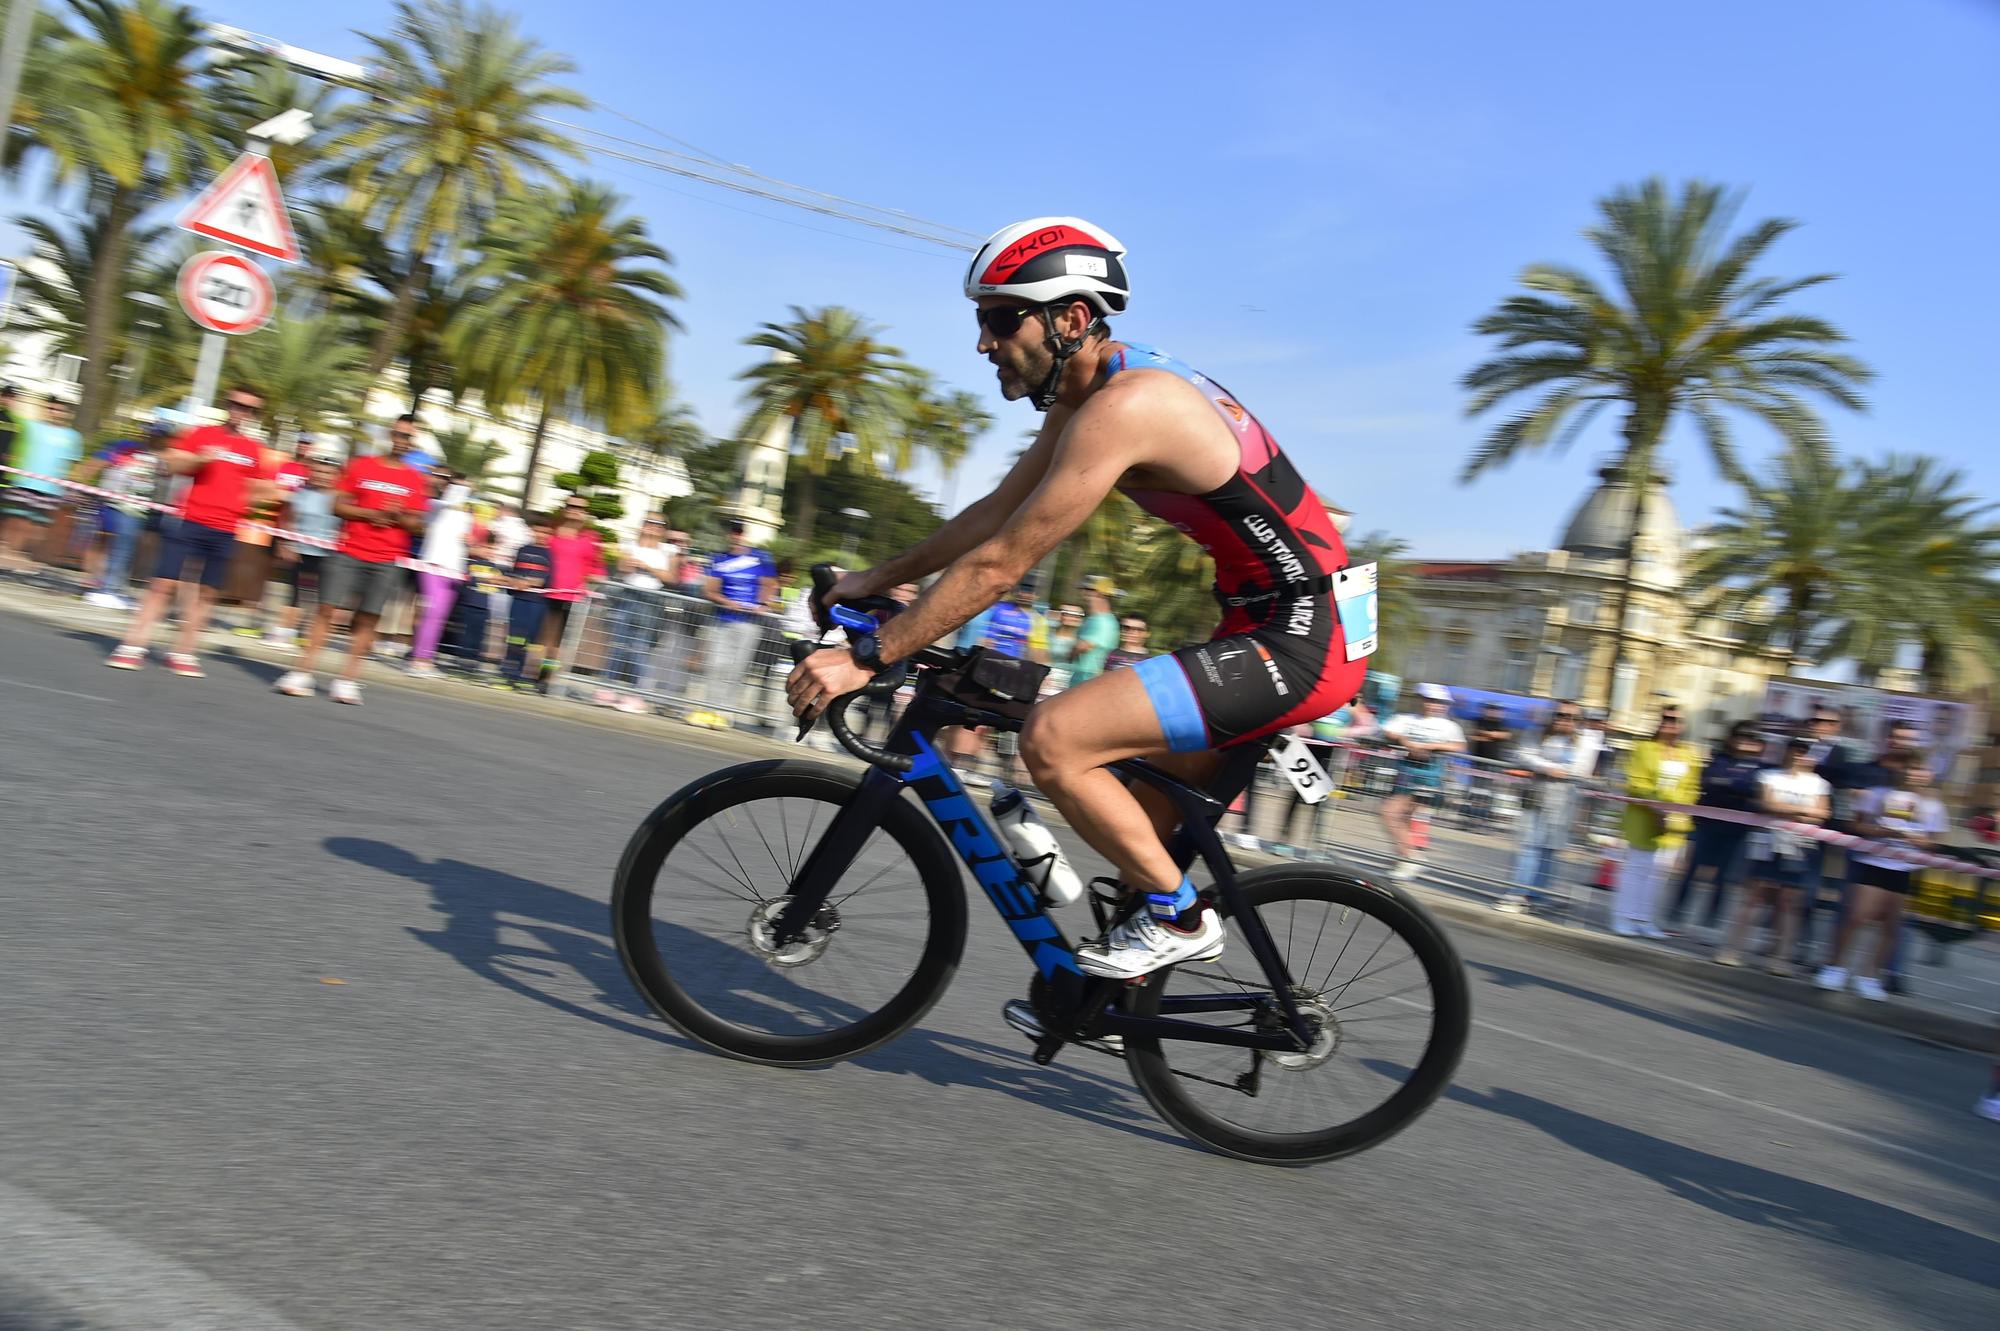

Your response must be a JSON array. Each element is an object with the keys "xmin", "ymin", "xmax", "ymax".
[{"xmin": 107, "ymin": 388, "xmax": 277, "ymax": 676}]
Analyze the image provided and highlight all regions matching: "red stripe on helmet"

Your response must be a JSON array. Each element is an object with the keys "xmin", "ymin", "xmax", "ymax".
[{"xmin": 977, "ymin": 224, "xmax": 1107, "ymax": 286}]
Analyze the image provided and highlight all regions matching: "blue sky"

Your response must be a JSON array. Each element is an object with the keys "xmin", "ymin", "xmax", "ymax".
[{"xmin": 9, "ymin": 0, "xmax": 1997, "ymax": 557}]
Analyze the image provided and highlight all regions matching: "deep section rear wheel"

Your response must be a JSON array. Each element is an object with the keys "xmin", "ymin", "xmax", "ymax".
[
  {"xmin": 1122, "ymin": 865, "xmax": 1470, "ymax": 1165},
  {"xmin": 612, "ymin": 759, "xmax": 967, "ymax": 1066}
]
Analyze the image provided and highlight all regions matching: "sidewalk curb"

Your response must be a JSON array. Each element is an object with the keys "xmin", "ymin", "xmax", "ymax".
[{"xmin": 6, "ymin": 583, "xmax": 1991, "ymax": 1054}]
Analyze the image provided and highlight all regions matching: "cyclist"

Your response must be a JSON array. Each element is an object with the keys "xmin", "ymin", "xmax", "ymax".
[{"xmin": 789, "ymin": 216, "xmax": 1368, "ymax": 978}]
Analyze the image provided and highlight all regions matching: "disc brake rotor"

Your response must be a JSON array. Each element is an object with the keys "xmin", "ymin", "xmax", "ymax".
[
  {"xmin": 746, "ymin": 898, "xmax": 838, "ymax": 968},
  {"xmin": 1267, "ymin": 997, "xmax": 1340, "ymax": 1071}
]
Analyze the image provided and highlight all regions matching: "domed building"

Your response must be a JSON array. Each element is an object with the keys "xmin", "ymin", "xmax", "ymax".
[{"xmin": 1401, "ymin": 463, "xmax": 1787, "ymax": 743}]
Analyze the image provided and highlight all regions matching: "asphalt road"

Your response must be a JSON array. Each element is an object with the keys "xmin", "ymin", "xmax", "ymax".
[{"xmin": 3, "ymin": 609, "xmax": 1997, "ymax": 1331}]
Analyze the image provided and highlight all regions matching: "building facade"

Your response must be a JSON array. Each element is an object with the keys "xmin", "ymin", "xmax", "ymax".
[{"xmin": 1404, "ymin": 465, "xmax": 1789, "ymax": 744}]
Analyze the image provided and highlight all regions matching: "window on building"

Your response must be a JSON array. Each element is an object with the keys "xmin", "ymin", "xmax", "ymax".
[
  {"xmin": 1551, "ymin": 649, "xmax": 1584, "ymax": 700},
  {"xmin": 1611, "ymin": 661, "xmax": 1639, "ymax": 717},
  {"xmin": 1505, "ymin": 641, "xmax": 1531, "ymax": 692},
  {"xmin": 1626, "ymin": 603, "xmax": 1653, "ymax": 637},
  {"xmin": 1569, "ymin": 594, "xmax": 1598, "ymax": 625}
]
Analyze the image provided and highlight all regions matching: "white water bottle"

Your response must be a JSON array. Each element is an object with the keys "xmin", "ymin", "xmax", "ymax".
[{"xmin": 989, "ymin": 785, "xmax": 1084, "ymax": 908}]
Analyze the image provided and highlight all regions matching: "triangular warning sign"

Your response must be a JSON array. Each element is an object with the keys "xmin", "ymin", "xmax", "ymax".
[{"xmin": 177, "ymin": 151, "xmax": 303, "ymax": 264}]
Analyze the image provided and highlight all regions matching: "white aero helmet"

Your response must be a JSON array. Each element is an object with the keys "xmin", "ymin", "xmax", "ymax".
[{"xmin": 964, "ymin": 217, "xmax": 1130, "ymax": 316}]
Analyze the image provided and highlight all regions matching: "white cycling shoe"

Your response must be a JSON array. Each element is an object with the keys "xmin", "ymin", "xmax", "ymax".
[{"xmin": 1076, "ymin": 907, "xmax": 1226, "ymax": 980}]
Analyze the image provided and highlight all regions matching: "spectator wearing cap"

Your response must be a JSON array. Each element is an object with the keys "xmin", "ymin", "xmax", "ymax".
[
  {"xmin": 1612, "ymin": 705, "xmax": 1702, "ymax": 938},
  {"xmin": 267, "ymin": 453, "xmax": 341, "ymax": 647},
  {"xmin": 1069, "ymin": 577, "xmax": 1121, "ymax": 684},
  {"xmin": 687, "ymin": 518, "xmax": 776, "ymax": 728},
  {"xmin": 1664, "ymin": 719, "xmax": 1770, "ymax": 932},
  {"xmin": 78, "ymin": 422, "xmax": 172, "ymax": 610},
  {"xmin": 1379, "ymin": 683, "xmax": 1467, "ymax": 881},
  {"xmin": 529, "ymin": 494, "xmax": 606, "ymax": 693},
  {"xmin": 1501, "ymin": 702, "xmax": 1584, "ymax": 912}
]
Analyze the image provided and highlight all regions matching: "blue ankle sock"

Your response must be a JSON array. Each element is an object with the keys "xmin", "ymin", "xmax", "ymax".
[{"xmin": 1146, "ymin": 876, "xmax": 1198, "ymax": 920}]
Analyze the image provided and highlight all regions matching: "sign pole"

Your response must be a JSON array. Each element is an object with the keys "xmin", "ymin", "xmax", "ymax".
[{"xmin": 187, "ymin": 332, "xmax": 227, "ymax": 414}]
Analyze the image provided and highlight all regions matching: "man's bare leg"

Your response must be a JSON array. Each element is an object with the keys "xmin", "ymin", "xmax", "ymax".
[
  {"xmin": 1020, "ymin": 670, "xmax": 1192, "ymax": 896},
  {"xmin": 169, "ymin": 583, "xmax": 222, "ymax": 657},
  {"xmin": 340, "ymin": 611, "xmax": 382, "ymax": 681},
  {"xmin": 118, "ymin": 577, "xmax": 182, "ymax": 651}
]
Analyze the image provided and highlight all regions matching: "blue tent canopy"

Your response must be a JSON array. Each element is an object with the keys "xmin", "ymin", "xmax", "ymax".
[{"xmin": 1441, "ymin": 687, "xmax": 1558, "ymax": 732}]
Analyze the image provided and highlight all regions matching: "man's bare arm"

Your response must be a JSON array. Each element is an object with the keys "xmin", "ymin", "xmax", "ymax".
[
  {"xmin": 876, "ymin": 392, "xmax": 1148, "ymax": 661},
  {"xmin": 846, "ymin": 403, "xmax": 1073, "ymax": 595}
]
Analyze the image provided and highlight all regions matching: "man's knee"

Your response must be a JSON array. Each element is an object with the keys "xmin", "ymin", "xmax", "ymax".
[{"xmin": 1019, "ymin": 709, "xmax": 1070, "ymax": 785}]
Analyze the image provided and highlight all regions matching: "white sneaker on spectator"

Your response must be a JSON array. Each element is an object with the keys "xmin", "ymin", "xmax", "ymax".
[
  {"xmin": 274, "ymin": 670, "xmax": 315, "ymax": 697},
  {"xmin": 1391, "ymin": 860, "xmax": 1420, "ymax": 883},
  {"xmin": 592, "ymin": 687, "xmax": 618, "ymax": 706},
  {"xmin": 1813, "ymin": 965, "xmax": 1848, "ymax": 991},
  {"xmin": 1852, "ymin": 975, "xmax": 1888, "ymax": 1001},
  {"xmin": 1636, "ymin": 921, "xmax": 1671, "ymax": 941},
  {"xmin": 405, "ymin": 661, "xmax": 444, "ymax": 681},
  {"xmin": 614, "ymin": 694, "xmax": 649, "ymax": 715},
  {"xmin": 1494, "ymin": 891, "xmax": 1529, "ymax": 913},
  {"xmin": 1976, "ymin": 1094, "xmax": 2000, "ymax": 1122},
  {"xmin": 330, "ymin": 678, "xmax": 363, "ymax": 705},
  {"xmin": 165, "ymin": 653, "xmax": 205, "ymax": 679},
  {"xmin": 82, "ymin": 590, "xmax": 125, "ymax": 609},
  {"xmin": 105, "ymin": 645, "xmax": 146, "ymax": 670}
]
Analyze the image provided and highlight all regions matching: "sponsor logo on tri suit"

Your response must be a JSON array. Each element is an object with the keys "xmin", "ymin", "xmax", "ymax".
[
  {"xmin": 1241, "ymin": 513, "xmax": 1307, "ymax": 583},
  {"xmin": 1193, "ymin": 645, "xmax": 1231, "ymax": 688},
  {"xmin": 359, "ymin": 478, "xmax": 417, "ymax": 497},
  {"xmin": 1256, "ymin": 643, "xmax": 1291, "ymax": 697},
  {"xmin": 211, "ymin": 449, "xmax": 255, "ymax": 467},
  {"xmin": 1282, "ymin": 597, "xmax": 1315, "ymax": 638}
]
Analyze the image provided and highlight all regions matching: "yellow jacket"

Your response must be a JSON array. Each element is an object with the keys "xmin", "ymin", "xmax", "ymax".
[{"xmin": 1621, "ymin": 740, "xmax": 1702, "ymax": 851}]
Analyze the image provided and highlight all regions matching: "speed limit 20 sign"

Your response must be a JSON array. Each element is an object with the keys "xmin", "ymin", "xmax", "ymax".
[{"xmin": 177, "ymin": 251, "xmax": 275, "ymax": 336}]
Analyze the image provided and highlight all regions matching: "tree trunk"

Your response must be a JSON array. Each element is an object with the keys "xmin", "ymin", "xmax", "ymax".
[
  {"xmin": 365, "ymin": 254, "xmax": 430, "ymax": 385},
  {"xmin": 793, "ymin": 469, "xmax": 819, "ymax": 545},
  {"xmin": 73, "ymin": 184, "xmax": 136, "ymax": 440},
  {"xmin": 518, "ymin": 399, "xmax": 554, "ymax": 507},
  {"xmin": 1605, "ymin": 409, "xmax": 1666, "ymax": 732}
]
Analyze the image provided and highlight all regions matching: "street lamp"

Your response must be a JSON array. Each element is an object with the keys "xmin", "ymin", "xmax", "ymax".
[{"xmin": 838, "ymin": 507, "xmax": 870, "ymax": 564}]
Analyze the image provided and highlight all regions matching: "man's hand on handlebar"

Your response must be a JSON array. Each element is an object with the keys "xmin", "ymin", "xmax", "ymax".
[
  {"xmin": 786, "ymin": 645, "xmax": 878, "ymax": 721},
  {"xmin": 820, "ymin": 567, "xmax": 879, "ymax": 616}
]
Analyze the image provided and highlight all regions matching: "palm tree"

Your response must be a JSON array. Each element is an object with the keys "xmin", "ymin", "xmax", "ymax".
[
  {"xmin": 633, "ymin": 399, "xmax": 708, "ymax": 461},
  {"xmin": 1685, "ymin": 448, "xmax": 1849, "ymax": 664},
  {"xmin": 739, "ymin": 306, "xmax": 908, "ymax": 543},
  {"xmin": 900, "ymin": 372, "xmax": 991, "ymax": 512},
  {"xmin": 11, "ymin": 0, "xmax": 224, "ymax": 437},
  {"xmin": 1834, "ymin": 456, "xmax": 2000, "ymax": 692},
  {"xmin": 1462, "ymin": 178, "xmax": 1873, "ymax": 718},
  {"xmin": 449, "ymin": 181, "xmax": 682, "ymax": 503},
  {"xmin": 431, "ymin": 425, "xmax": 516, "ymax": 489},
  {"xmin": 228, "ymin": 313, "xmax": 373, "ymax": 441},
  {"xmin": 334, "ymin": 0, "xmax": 586, "ymax": 383}
]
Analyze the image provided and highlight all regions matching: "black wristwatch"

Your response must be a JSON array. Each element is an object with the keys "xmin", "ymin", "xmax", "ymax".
[{"xmin": 850, "ymin": 632, "xmax": 888, "ymax": 672}]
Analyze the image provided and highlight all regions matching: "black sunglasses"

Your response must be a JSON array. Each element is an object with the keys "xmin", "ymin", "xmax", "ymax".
[
  {"xmin": 226, "ymin": 398, "xmax": 261, "ymax": 412},
  {"xmin": 974, "ymin": 305, "xmax": 1043, "ymax": 338}
]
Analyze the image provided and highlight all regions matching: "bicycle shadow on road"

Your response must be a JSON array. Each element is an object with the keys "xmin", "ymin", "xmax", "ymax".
[
  {"xmin": 1445, "ymin": 1081, "xmax": 2000, "ymax": 1297},
  {"xmin": 323, "ymin": 836, "xmax": 1179, "ymax": 1151}
]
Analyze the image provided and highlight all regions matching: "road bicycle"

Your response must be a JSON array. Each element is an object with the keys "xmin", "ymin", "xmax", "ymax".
[{"xmin": 611, "ymin": 573, "xmax": 1471, "ymax": 1165}]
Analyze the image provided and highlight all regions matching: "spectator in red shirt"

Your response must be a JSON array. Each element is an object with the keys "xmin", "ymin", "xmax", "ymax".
[
  {"xmin": 274, "ymin": 417, "xmax": 428, "ymax": 704},
  {"xmin": 106, "ymin": 387, "xmax": 276, "ymax": 677}
]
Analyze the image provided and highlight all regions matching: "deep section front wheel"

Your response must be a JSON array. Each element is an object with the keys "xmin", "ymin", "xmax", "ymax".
[
  {"xmin": 1122, "ymin": 864, "xmax": 1470, "ymax": 1165},
  {"xmin": 612, "ymin": 759, "xmax": 968, "ymax": 1066}
]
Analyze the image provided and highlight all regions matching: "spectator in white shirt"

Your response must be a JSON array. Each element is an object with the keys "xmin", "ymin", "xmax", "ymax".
[
  {"xmin": 1379, "ymin": 683, "xmax": 1467, "ymax": 881},
  {"xmin": 598, "ymin": 514, "xmax": 679, "ymax": 714},
  {"xmin": 1815, "ymin": 753, "xmax": 1947, "ymax": 1000},
  {"xmin": 1717, "ymin": 736, "xmax": 1831, "ymax": 974},
  {"xmin": 1501, "ymin": 703, "xmax": 1583, "ymax": 912}
]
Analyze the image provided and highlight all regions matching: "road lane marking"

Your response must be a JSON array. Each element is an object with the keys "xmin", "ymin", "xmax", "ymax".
[
  {"xmin": 0, "ymin": 675, "xmax": 116, "ymax": 704},
  {"xmin": 1466, "ymin": 1010, "xmax": 2000, "ymax": 1190},
  {"xmin": 0, "ymin": 1178, "xmax": 314, "ymax": 1330}
]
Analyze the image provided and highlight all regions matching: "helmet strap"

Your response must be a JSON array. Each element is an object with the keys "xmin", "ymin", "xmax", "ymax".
[{"xmin": 1030, "ymin": 305, "xmax": 1104, "ymax": 412}]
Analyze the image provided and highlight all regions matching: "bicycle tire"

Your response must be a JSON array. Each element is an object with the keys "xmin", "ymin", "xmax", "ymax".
[
  {"xmin": 612, "ymin": 758, "xmax": 968, "ymax": 1067},
  {"xmin": 1122, "ymin": 864, "xmax": 1470, "ymax": 1166}
]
